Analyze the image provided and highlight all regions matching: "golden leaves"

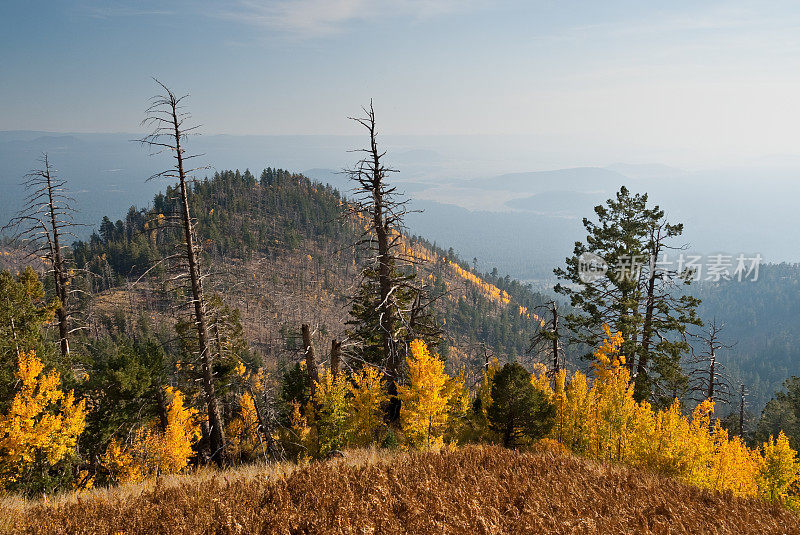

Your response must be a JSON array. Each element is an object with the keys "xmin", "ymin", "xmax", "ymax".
[{"xmin": 0, "ymin": 351, "xmax": 87, "ymax": 490}]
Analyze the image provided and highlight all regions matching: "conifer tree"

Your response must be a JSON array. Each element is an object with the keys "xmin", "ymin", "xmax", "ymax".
[
  {"xmin": 345, "ymin": 102, "xmax": 440, "ymax": 420},
  {"xmin": 554, "ymin": 186, "xmax": 700, "ymax": 402},
  {"xmin": 0, "ymin": 268, "xmax": 58, "ymax": 413},
  {"xmin": 487, "ymin": 362, "xmax": 555, "ymax": 447}
]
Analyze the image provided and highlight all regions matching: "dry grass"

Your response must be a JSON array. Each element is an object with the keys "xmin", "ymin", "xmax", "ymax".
[{"xmin": 2, "ymin": 446, "xmax": 798, "ymax": 534}]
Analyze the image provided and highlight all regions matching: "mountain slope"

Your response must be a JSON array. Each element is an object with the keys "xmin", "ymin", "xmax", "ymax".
[{"xmin": 65, "ymin": 168, "xmax": 557, "ymax": 379}]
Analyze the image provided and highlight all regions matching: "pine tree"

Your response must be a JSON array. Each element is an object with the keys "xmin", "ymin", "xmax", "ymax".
[
  {"xmin": 554, "ymin": 186, "xmax": 700, "ymax": 403},
  {"xmin": 0, "ymin": 268, "xmax": 59, "ymax": 413},
  {"xmin": 487, "ymin": 362, "xmax": 555, "ymax": 447}
]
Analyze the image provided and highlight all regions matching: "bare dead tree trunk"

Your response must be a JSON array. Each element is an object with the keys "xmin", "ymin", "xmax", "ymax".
[
  {"xmin": 330, "ymin": 339, "xmax": 341, "ymax": 380},
  {"xmin": 688, "ymin": 319, "xmax": 733, "ymax": 431},
  {"xmin": 5, "ymin": 154, "xmax": 78, "ymax": 358},
  {"xmin": 302, "ymin": 323, "xmax": 319, "ymax": 395},
  {"xmin": 367, "ymin": 111, "xmax": 401, "ymax": 419},
  {"xmin": 529, "ymin": 300, "xmax": 561, "ymax": 385},
  {"xmin": 739, "ymin": 383, "xmax": 746, "ymax": 437},
  {"xmin": 346, "ymin": 102, "xmax": 441, "ymax": 423},
  {"xmin": 707, "ymin": 349, "xmax": 716, "ymax": 402},
  {"xmin": 550, "ymin": 302, "xmax": 559, "ymax": 376},
  {"xmin": 44, "ymin": 163, "xmax": 70, "ymax": 357},
  {"xmin": 139, "ymin": 80, "xmax": 226, "ymax": 465}
]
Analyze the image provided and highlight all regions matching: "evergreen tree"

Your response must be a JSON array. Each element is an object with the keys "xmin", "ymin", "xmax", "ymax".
[
  {"xmin": 554, "ymin": 186, "xmax": 700, "ymax": 403},
  {"xmin": 0, "ymin": 268, "xmax": 59, "ymax": 413},
  {"xmin": 487, "ymin": 362, "xmax": 555, "ymax": 447}
]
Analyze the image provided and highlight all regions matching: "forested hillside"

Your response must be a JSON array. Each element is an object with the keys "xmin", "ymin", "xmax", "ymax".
[
  {"xmin": 693, "ymin": 263, "xmax": 800, "ymax": 418},
  {"xmin": 65, "ymin": 168, "xmax": 558, "ymax": 380},
  {"xmin": 0, "ymin": 83, "xmax": 798, "ymax": 533}
]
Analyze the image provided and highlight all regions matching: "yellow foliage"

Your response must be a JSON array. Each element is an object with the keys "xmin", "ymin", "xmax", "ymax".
[
  {"xmin": 546, "ymin": 326, "xmax": 798, "ymax": 500},
  {"xmin": 313, "ymin": 370, "xmax": 350, "ymax": 456},
  {"xmin": 228, "ymin": 392, "xmax": 263, "ymax": 458},
  {"xmin": 759, "ymin": 432, "xmax": 799, "ymax": 502},
  {"xmin": 478, "ymin": 357, "xmax": 500, "ymax": 419},
  {"xmin": 399, "ymin": 340, "xmax": 450, "ymax": 449},
  {"xmin": 443, "ymin": 368, "xmax": 470, "ymax": 443},
  {"xmin": 348, "ymin": 367, "xmax": 387, "ymax": 447},
  {"xmin": 0, "ymin": 351, "xmax": 87, "ymax": 491},
  {"xmin": 101, "ymin": 387, "xmax": 200, "ymax": 484}
]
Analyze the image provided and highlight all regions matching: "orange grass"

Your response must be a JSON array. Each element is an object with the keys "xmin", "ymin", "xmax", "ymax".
[{"xmin": 2, "ymin": 445, "xmax": 798, "ymax": 534}]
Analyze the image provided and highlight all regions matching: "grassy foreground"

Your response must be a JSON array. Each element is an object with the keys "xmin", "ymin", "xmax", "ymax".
[{"xmin": 2, "ymin": 445, "xmax": 798, "ymax": 534}]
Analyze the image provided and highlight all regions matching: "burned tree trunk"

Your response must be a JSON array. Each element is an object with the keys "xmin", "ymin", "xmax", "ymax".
[
  {"xmin": 302, "ymin": 323, "xmax": 319, "ymax": 396},
  {"xmin": 529, "ymin": 300, "xmax": 562, "ymax": 384},
  {"xmin": 345, "ymin": 101, "xmax": 441, "ymax": 422},
  {"xmin": 139, "ymin": 80, "xmax": 227, "ymax": 465},
  {"xmin": 5, "ymin": 154, "xmax": 78, "ymax": 358},
  {"xmin": 330, "ymin": 339, "xmax": 341, "ymax": 380}
]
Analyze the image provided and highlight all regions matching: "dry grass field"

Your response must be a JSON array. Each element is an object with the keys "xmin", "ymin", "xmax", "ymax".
[{"xmin": 2, "ymin": 445, "xmax": 798, "ymax": 534}]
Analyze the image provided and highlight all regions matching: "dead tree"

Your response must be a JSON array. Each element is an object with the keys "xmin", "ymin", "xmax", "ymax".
[
  {"xmin": 330, "ymin": 339, "xmax": 342, "ymax": 380},
  {"xmin": 688, "ymin": 319, "xmax": 733, "ymax": 425},
  {"xmin": 302, "ymin": 323, "xmax": 319, "ymax": 396},
  {"xmin": 529, "ymin": 301, "xmax": 562, "ymax": 380},
  {"xmin": 738, "ymin": 383, "xmax": 748, "ymax": 437},
  {"xmin": 344, "ymin": 101, "xmax": 440, "ymax": 421},
  {"xmin": 138, "ymin": 79, "xmax": 227, "ymax": 465},
  {"xmin": 5, "ymin": 155, "xmax": 81, "ymax": 357}
]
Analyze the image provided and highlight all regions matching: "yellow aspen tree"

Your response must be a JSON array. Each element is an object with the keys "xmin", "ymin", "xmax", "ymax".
[
  {"xmin": 100, "ymin": 438, "xmax": 142, "ymax": 484},
  {"xmin": 347, "ymin": 367, "xmax": 387, "ymax": 446},
  {"xmin": 759, "ymin": 432, "xmax": 799, "ymax": 502},
  {"xmin": 478, "ymin": 357, "xmax": 500, "ymax": 418},
  {"xmin": 228, "ymin": 392, "xmax": 261, "ymax": 458},
  {"xmin": 398, "ymin": 339, "xmax": 450, "ymax": 449},
  {"xmin": 101, "ymin": 386, "xmax": 200, "ymax": 484},
  {"xmin": 443, "ymin": 368, "xmax": 470, "ymax": 444},
  {"xmin": 530, "ymin": 363, "xmax": 553, "ymax": 397},
  {"xmin": 313, "ymin": 370, "xmax": 350, "ymax": 457},
  {"xmin": 159, "ymin": 387, "xmax": 201, "ymax": 474},
  {"xmin": 544, "ymin": 328, "xmax": 797, "ymax": 501},
  {"xmin": 0, "ymin": 351, "xmax": 86, "ymax": 492}
]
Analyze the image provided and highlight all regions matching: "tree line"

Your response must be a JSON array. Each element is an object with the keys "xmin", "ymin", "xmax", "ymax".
[{"xmin": 0, "ymin": 81, "xmax": 797, "ymax": 507}]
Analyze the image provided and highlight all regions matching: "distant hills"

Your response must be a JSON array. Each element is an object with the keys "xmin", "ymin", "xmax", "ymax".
[{"xmin": 3, "ymin": 130, "xmax": 800, "ymax": 283}]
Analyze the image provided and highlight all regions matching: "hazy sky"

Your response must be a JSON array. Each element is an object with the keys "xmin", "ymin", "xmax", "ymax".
[{"xmin": 4, "ymin": 1, "xmax": 800, "ymax": 166}]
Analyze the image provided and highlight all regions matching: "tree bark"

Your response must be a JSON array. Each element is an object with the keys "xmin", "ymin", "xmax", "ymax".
[
  {"xmin": 330, "ymin": 338, "xmax": 341, "ymax": 380},
  {"xmin": 171, "ymin": 103, "xmax": 226, "ymax": 465},
  {"xmin": 43, "ymin": 158, "xmax": 70, "ymax": 357},
  {"xmin": 302, "ymin": 323, "xmax": 319, "ymax": 396}
]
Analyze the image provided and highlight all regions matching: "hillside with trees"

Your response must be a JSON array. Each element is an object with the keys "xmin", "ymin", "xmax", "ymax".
[{"xmin": 0, "ymin": 83, "xmax": 798, "ymax": 533}]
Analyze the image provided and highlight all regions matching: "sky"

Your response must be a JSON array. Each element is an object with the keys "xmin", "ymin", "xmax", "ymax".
[{"xmin": 3, "ymin": 0, "xmax": 800, "ymax": 167}]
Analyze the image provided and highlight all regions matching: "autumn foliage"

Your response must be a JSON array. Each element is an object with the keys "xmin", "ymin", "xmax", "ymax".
[
  {"xmin": 0, "ymin": 351, "xmax": 86, "ymax": 494},
  {"xmin": 531, "ymin": 325, "xmax": 799, "ymax": 503},
  {"xmin": 101, "ymin": 387, "xmax": 200, "ymax": 484}
]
